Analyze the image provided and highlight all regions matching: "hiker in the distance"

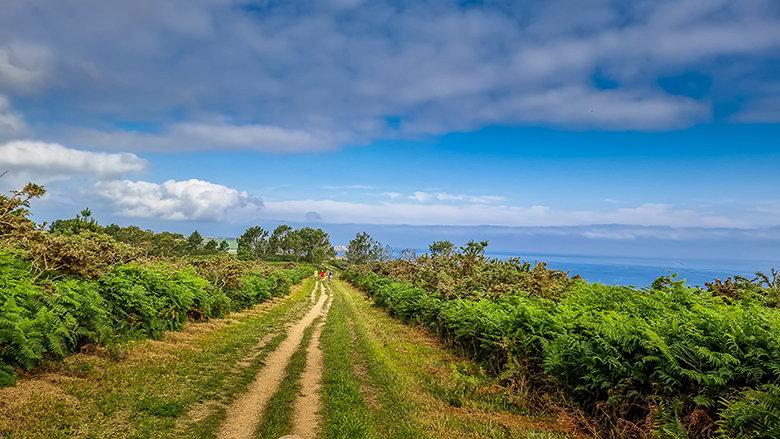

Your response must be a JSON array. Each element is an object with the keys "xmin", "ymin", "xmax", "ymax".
[{"xmin": 327, "ymin": 270, "xmax": 333, "ymax": 282}]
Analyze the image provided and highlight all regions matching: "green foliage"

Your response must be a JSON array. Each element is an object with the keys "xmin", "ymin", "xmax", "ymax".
[
  {"xmin": 0, "ymin": 181, "xmax": 315, "ymax": 387},
  {"xmin": 343, "ymin": 267, "xmax": 780, "ymax": 438},
  {"xmin": 706, "ymin": 270, "xmax": 780, "ymax": 308},
  {"xmin": 0, "ymin": 249, "xmax": 111, "ymax": 377},
  {"xmin": 26, "ymin": 231, "xmax": 138, "ymax": 278},
  {"xmin": 718, "ymin": 384, "xmax": 780, "ymax": 438},
  {"xmin": 103, "ymin": 224, "xmax": 188, "ymax": 257},
  {"xmin": 237, "ymin": 224, "xmax": 335, "ymax": 263},
  {"xmin": 372, "ymin": 240, "xmax": 572, "ymax": 299},
  {"xmin": 99, "ymin": 264, "xmax": 213, "ymax": 338},
  {"xmin": 346, "ymin": 232, "xmax": 389, "ymax": 264},
  {"xmin": 237, "ymin": 226, "xmax": 270, "ymax": 260},
  {"xmin": 0, "ymin": 247, "xmax": 312, "ymax": 385},
  {"xmin": 0, "ymin": 182, "xmax": 45, "ymax": 239},
  {"xmin": 186, "ymin": 231, "xmax": 205, "ymax": 254},
  {"xmin": 49, "ymin": 208, "xmax": 102, "ymax": 235}
]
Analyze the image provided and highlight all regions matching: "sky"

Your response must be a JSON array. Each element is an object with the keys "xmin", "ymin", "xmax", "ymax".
[{"xmin": 0, "ymin": 0, "xmax": 779, "ymax": 261}]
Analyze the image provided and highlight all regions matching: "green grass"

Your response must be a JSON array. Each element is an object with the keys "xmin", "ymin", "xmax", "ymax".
[
  {"xmin": 321, "ymin": 282, "xmax": 381, "ymax": 439},
  {"xmin": 2, "ymin": 276, "xmax": 574, "ymax": 439},
  {"xmin": 321, "ymin": 279, "xmax": 572, "ymax": 439},
  {"xmin": 0, "ymin": 278, "xmax": 316, "ymax": 439}
]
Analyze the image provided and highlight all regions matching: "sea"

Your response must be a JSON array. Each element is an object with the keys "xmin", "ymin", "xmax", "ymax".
[{"xmin": 487, "ymin": 252, "xmax": 778, "ymax": 288}]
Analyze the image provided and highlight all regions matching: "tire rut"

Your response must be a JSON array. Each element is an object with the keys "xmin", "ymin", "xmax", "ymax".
[
  {"xmin": 215, "ymin": 281, "xmax": 328, "ymax": 439},
  {"xmin": 290, "ymin": 281, "xmax": 333, "ymax": 439}
]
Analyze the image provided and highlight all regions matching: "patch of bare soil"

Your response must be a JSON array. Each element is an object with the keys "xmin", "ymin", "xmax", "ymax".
[{"xmin": 215, "ymin": 281, "xmax": 328, "ymax": 439}]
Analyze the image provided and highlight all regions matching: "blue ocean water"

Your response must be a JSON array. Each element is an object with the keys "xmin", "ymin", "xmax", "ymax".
[{"xmin": 487, "ymin": 253, "xmax": 778, "ymax": 288}]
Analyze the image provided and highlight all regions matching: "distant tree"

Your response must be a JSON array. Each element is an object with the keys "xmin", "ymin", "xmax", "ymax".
[
  {"xmin": 187, "ymin": 231, "xmax": 204, "ymax": 254},
  {"xmin": 218, "ymin": 240, "xmax": 230, "ymax": 253},
  {"xmin": 294, "ymin": 227, "xmax": 335, "ymax": 263},
  {"xmin": 346, "ymin": 232, "xmax": 387, "ymax": 264},
  {"xmin": 460, "ymin": 240, "xmax": 488, "ymax": 258},
  {"xmin": 400, "ymin": 248, "xmax": 417, "ymax": 261},
  {"xmin": 236, "ymin": 226, "xmax": 269, "ymax": 259},
  {"xmin": 49, "ymin": 207, "xmax": 102, "ymax": 235},
  {"xmin": 153, "ymin": 231, "xmax": 188, "ymax": 256},
  {"xmin": 460, "ymin": 240, "xmax": 489, "ymax": 274},
  {"xmin": 269, "ymin": 224, "xmax": 293, "ymax": 258},
  {"xmin": 429, "ymin": 240, "xmax": 454, "ymax": 257},
  {"xmin": 203, "ymin": 239, "xmax": 219, "ymax": 254}
]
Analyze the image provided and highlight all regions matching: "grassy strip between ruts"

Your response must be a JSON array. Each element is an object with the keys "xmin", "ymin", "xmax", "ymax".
[
  {"xmin": 0, "ymin": 277, "xmax": 317, "ymax": 439},
  {"xmin": 254, "ymin": 315, "xmax": 320, "ymax": 439},
  {"xmin": 322, "ymin": 279, "xmax": 575, "ymax": 439}
]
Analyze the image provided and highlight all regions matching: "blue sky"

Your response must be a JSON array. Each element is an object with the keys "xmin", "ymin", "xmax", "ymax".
[{"xmin": 0, "ymin": 0, "xmax": 779, "ymax": 258}]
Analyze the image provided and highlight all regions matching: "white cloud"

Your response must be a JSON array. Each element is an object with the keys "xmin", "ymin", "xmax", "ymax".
[
  {"xmin": 730, "ymin": 95, "xmax": 780, "ymax": 123},
  {"xmin": 0, "ymin": 140, "xmax": 146, "ymax": 182},
  {"xmin": 64, "ymin": 121, "xmax": 345, "ymax": 153},
  {"xmin": 322, "ymin": 184, "xmax": 374, "ymax": 190},
  {"xmin": 0, "ymin": 96, "xmax": 25, "ymax": 137},
  {"xmin": 94, "ymin": 178, "xmax": 263, "ymax": 221},
  {"xmin": 0, "ymin": 0, "xmax": 777, "ymax": 151},
  {"xmin": 408, "ymin": 191, "xmax": 432, "ymax": 202},
  {"xmin": 0, "ymin": 42, "xmax": 51, "ymax": 91},
  {"xmin": 405, "ymin": 191, "xmax": 506, "ymax": 204},
  {"xmin": 262, "ymin": 199, "xmax": 742, "ymax": 228}
]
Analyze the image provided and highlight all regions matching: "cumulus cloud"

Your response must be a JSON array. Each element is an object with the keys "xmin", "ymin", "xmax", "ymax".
[
  {"xmin": 0, "ymin": 0, "xmax": 776, "ymax": 151},
  {"xmin": 0, "ymin": 140, "xmax": 146, "ymax": 182},
  {"xmin": 94, "ymin": 178, "xmax": 263, "ymax": 221}
]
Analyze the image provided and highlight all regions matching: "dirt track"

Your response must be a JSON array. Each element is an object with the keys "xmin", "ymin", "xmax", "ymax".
[
  {"xmin": 291, "ymin": 282, "xmax": 331, "ymax": 439},
  {"xmin": 216, "ymin": 280, "xmax": 330, "ymax": 439}
]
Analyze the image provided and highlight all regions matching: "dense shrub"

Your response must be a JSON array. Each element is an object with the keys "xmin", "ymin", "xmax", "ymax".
[
  {"xmin": 99, "ymin": 264, "xmax": 225, "ymax": 339},
  {"xmin": 718, "ymin": 384, "xmax": 780, "ymax": 438},
  {"xmin": 26, "ymin": 231, "xmax": 138, "ymax": 279},
  {"xmin": 373, "ymin": 251, "xmax": 573, "ymax": 300},
  {"xmin": 0, "ymin": 247, "xmax": 312, "ymax": 386},
  {"xmin": 344, "ymin": 267, "xmax": 780, "ymax": 437},
  {"xmin": 0, "ymin": 250, "xmax": 111, "ymax": 382},
  {"xmin": 0, "ymin": 181, "xmax": 315, "ymax": 386}
]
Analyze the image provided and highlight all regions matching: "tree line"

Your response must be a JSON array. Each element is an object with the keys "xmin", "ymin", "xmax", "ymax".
[
  {"xmin": 49, "ymin": 208, "xmax": 231, "ymax": 257},
  {"xmin": 236, "ymin": 224, "xmax": 335, "ymax": 263}
]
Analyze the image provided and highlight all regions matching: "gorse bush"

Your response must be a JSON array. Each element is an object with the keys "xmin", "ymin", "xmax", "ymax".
[{"xmin": 343, "ymin": 267, "xmax": 780, "ymax": 438}]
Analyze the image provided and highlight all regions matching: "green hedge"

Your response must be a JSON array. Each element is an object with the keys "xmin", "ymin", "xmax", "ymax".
[
  {"xmin": 344, "ymin": 268, "xmax": 780, "ymax": 436},
  {"xmin": 0, "ymin": 249, "xmax": 312, "ymax": 386}
]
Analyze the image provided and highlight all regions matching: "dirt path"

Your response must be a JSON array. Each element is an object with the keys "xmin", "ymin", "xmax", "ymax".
[
  {"xmin": 216, "ymin": 281, "xmax": 328, "ymax": 439},
  {"xmin": 290, "ymin": 281, "xmax": 332, "ymax": 439}
]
